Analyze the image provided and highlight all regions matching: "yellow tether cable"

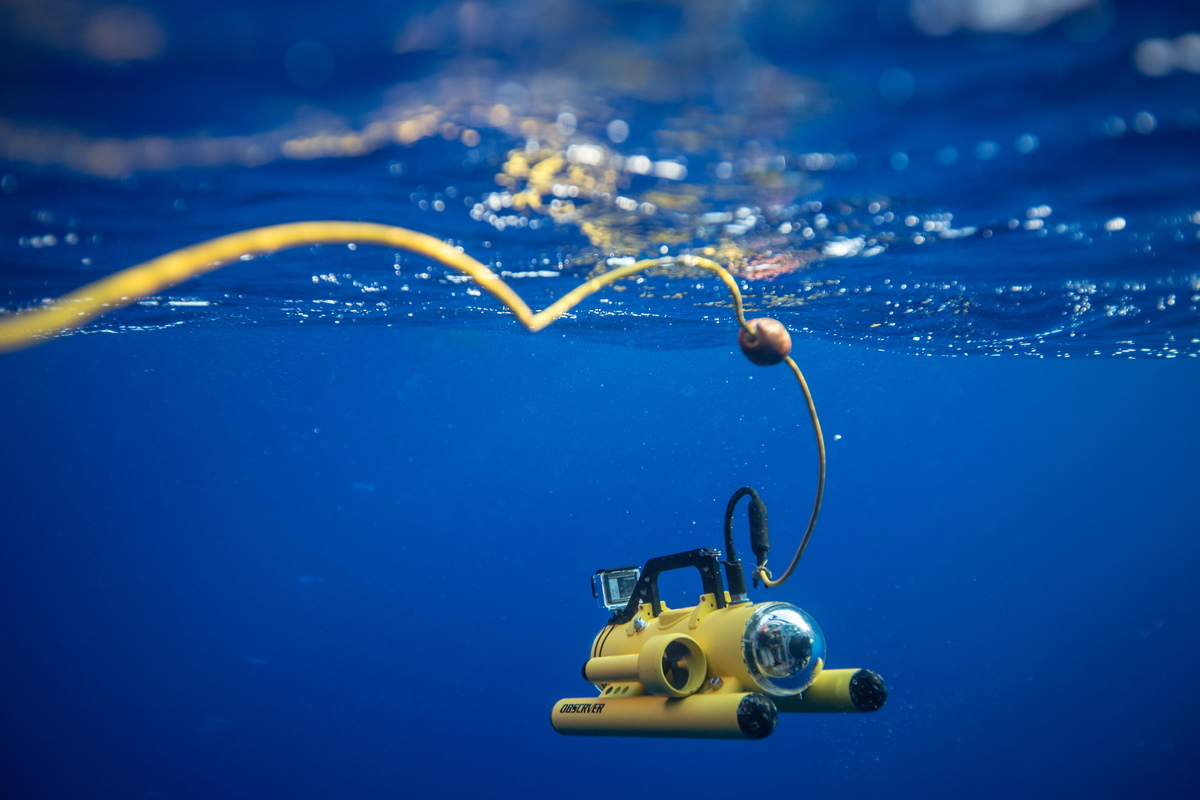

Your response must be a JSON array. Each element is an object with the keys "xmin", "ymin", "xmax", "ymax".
[
  {"xmin": 754, "ymin": 354, "xmax": 825, "ymax": 589},
  {"xmin": 0, "ymin": 220, "xmax": 823, "ymax": 588}
]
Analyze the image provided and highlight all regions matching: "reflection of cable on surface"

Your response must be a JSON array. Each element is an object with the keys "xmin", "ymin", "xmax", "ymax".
[
  {"xmin": 0, "ymin": 221, "xmax": 754, "ymax": 349},
  {"xmin": 0, "ymin": 220, "xmax": 823, "ymax": 585}
]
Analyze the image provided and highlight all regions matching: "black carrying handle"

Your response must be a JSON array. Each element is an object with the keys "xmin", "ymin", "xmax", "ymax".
[{"xmin": 610, "ymin": 549, "xmax": 728, "ymax": 624}]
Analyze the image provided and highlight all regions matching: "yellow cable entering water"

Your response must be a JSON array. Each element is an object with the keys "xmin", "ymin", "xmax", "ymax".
[
  {"xmin": 755, "ymin": 354, "xmax": 825, "ymax": 589},
  {"xmin": 0, "ymin": 220, "xmax": 821, "ymax": 588}
]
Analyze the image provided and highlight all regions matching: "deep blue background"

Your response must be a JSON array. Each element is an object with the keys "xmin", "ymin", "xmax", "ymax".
[
  {"xmin": 4, "ymin": 0, "xmax": 1200, "ymax": 797},
  {"xmin": 2, "ymin": 324, "xmax": 1199, "ymax": 798}
]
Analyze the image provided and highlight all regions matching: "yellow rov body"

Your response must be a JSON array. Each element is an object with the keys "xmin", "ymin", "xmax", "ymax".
[{"xmin": 551, "ymin": 549, "xmax": 886, "ymax": 740}]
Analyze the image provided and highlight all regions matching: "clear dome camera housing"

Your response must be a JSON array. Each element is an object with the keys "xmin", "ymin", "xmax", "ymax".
[{"xmin": 742, "ymin": 602, "xmax": 826, "ymax": 695}]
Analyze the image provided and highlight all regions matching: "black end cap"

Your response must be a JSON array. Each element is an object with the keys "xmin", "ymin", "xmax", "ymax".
[
  {"xmin": 737, "ymin": 694, "xmax": 778, "ymax": 740},
  {"xmin": 848, "ymin": 669, "xmax": 888, "ymax": 712}
]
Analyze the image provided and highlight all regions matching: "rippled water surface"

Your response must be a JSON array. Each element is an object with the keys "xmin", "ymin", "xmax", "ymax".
[{"xmin": 4, "ymin": 0, "xmax": 1200, "ymax": 358}]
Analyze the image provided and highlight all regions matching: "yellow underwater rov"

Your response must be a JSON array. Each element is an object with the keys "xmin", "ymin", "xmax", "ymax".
[
  {"xmin": 551, "ymin": 510, "xmax": 887, "ymax": 740},
  {"xmin": 552, "ymin": 322, "xmax": 887, "ymax": 740}
]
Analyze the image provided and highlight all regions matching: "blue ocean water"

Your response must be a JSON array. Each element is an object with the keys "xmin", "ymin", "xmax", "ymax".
[{"xmin": 2, "ymin": 1, "xmax": 1200, "ymax": 798}]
